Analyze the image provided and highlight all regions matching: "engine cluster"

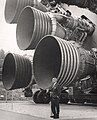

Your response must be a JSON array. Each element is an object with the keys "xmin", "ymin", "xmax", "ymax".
[{"xmin": 2, "ymin": 0, "xmax": 97, "ymax": 90}]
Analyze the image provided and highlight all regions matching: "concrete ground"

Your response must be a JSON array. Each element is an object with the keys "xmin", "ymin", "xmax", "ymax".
[
  {"xmin": 0, "ymin": 101, "xmax": 97, "ymax": 120},
  {"xmin": 0, "ymin": 109, "xmax": 49, "ymax": 120}
]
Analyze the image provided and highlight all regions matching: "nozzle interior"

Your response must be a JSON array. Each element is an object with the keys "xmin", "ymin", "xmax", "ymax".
[{"xmin": 33, "ymin": 36, "xmax": 61, "ymax": 89}]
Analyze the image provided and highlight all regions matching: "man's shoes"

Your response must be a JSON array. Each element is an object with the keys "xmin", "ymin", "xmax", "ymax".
[
  {"xmin": 50, "ymin": 115, "xmax": 54, "ymax": 118},
  {"xmin": 53, "ymin": 115, "xmax": 59, "ymax": 119},
  {"xmin": 53, "ymin": 117, "xmax": 59, "ymax": 119}
]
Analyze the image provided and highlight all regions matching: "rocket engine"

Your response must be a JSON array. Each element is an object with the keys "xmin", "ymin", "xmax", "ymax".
[{"xmin": 2, "ymin": 0, "xmax": 97, "ymax": 103}]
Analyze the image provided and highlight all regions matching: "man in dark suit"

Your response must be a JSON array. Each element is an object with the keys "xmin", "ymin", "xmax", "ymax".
[{"xmin": 50, "ymin": 78, "xmax": 61, "ymax": 119}]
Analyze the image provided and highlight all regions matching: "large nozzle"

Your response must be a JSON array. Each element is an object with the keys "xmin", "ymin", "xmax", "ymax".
[
  {"xmin": 4, "ymin": 0, "xmax": 47, "ymax": 24},
  {"xmin": 2, "ymin": 53, "xmax": 32, "ymax": 90},
  {"xmin": 16, "ymin": 7, "xmax": 66, "ymax": 50},
  {"xmin": 33, "ymin": 35, "xmax": 96, "ymax": 89}
]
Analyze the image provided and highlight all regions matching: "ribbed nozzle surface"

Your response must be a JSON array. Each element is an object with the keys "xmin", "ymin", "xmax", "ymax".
[
  {"xmin": 2, "ymin": 53, "xmax": 32, "ymax": 90},
  {"xmin": 4, "ymin": 0, "xmax": 47, "ymax": 23},
  {"xmin": 33, "ymin": 35, "xmax": 95, "ymax": 89},
  {"xmin": 16, "ymin": 7, "xmax": 52, "ymax": 50},
  {"xmin": 16, "ymin": 7, "xmax": 66, "ymax": 50}
]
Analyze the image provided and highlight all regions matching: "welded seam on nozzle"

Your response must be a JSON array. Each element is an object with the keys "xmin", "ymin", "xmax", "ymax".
[
  {"xmin": 41, "ymin": 12, "xmax": 48, "ymax": 37},
  {"xmin": 11, "ymin": 0, "xmax": 20, "ymax": 23},
  {"xmin": 20, "ymin": 56, "xmax": 26, "ymax": 85},
  {"xmin": 31, "ymin": 9, "xmax": 50, "ymax": 49},
  {"xmin": 10, "ymin": 54, "xmax": 19, "ymax": 89},
  {"xmin": 15, "ymin": 55, "xmax": 23, "ymax": 87},
  {"xmin": 46, "ymin": 14, "xmax": 51, "ymax": 35},
  {"xmin": 13, "ymin": 0, "xmax": 23, "ymax": 23},
  {"xmin": 64, "ymin": 43, "xmax": 78, "ymax": 86},
  {"xmin": 34, "ymin": 10, "xmax": 48, "ymax": 47},
  {"xmin": 61, "ymin": 41, "xmax": 72, "ymax": 86},
  {"xmin": 30, "ymin": 8, "xmax": 39, "ymax": 48},
  {"xmin": 62, "ymin": 42, "xmax": 78, "ymax": 87},
  {"xmin": 59, "ymin": 40, "xmax": 74, "ymax": 87},
  {"xmin": 33, "ymin": 9, "xmax": 42, "ymax": 47},
  {"xmin": 56, "ymin": 40, "xmax": 67, "ymax": 86},
  {"xmin": 47, "ymin": 12, "xmax": 57, "ymax": 35},
  {"xmin": 13, "ymin": 0, "xmax": 33, "ymax": 23},
  {"xmin": 12, "ymin": 54, "xmax": 32, "ymax": 89},
  {"xmin": 19, "ymin": 55, "xmax": 27, "ymax": 87},
  {"xmin": 57, "ymin": 39, "xmax": 68, "ymax": 86},
  {"xmin": 65, "ymin": 42, "xmax": 80, "ymax": 86},
  {"xmin": 60, "ymin": 41, "xmax": 74, "ymax": 87},
  {"xmin": 57, "ymin": 39, "xmax": 70, "ymax": 86},
  {"xmin": 55, "ymin": 38, "xmax": 64, "ymax": 85},
  {"xmin": 24, "ymin": 58, "xmax": 32, "ymax": 87}
]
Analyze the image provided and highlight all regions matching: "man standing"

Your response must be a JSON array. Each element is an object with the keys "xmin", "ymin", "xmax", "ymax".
[{"xmin": 50, "ymin": 78, "xmax": 61, "ymax": 119}]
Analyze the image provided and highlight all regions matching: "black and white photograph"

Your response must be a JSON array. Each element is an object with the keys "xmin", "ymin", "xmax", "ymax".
[{"xmin": 0, "ymin": 0, "xmax": 97, "ymax": 120}]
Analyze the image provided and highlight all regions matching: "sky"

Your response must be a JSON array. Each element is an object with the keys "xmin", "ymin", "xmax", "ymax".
[{"xmin": 0, "ymin": 0, "xmax": 34, "ymax": 55}]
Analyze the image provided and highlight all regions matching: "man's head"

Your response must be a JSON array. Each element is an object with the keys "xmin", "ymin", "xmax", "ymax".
[{"xmin": 52, "ymin": 77, "xmax": 57, "ymax": 83}]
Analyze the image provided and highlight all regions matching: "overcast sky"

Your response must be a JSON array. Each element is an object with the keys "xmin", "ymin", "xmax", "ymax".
[{"xmin": 0, "ymin": 0, "xmax": 33, "ymax": 55}]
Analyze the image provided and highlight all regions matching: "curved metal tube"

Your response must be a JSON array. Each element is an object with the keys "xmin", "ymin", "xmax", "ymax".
[
  {"xmin": 2, "ymin": 53, "xmax": 32, "ymax": 90},
  {"xmin": 33, "ymin": 35, "xmax": 96, "ymax": 89},
  {"xmin": 16, "ymin": 7, "xmax": 66, "ymax": 50},
  {"xmin": 4, "ymin": 0, "xmax": 47, "ymax": 23}
]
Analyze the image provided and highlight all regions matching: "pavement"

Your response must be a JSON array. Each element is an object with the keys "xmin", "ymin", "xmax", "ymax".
[
  {"xmin": 0, "ymin": 101, "xmax": 97, "ymax": 120},
  {"xmin": 0, "ymin": 109, "xmax": 50, "ymax": 120}
]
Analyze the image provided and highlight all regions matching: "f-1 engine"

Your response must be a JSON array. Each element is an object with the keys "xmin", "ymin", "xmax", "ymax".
[{"xmin": 2, "ymin": 0, "xmax": 97, "ymax": 104}]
